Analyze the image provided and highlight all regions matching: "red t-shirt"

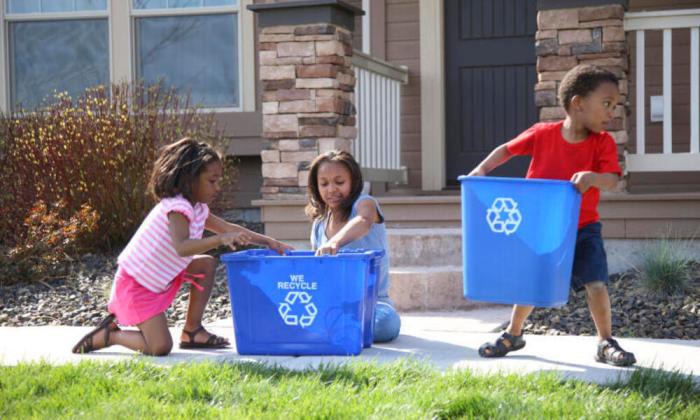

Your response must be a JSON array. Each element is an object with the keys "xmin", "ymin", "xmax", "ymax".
[{"xmin": 506, "ymin": 121, "xmax": 621, "ymax": 228}]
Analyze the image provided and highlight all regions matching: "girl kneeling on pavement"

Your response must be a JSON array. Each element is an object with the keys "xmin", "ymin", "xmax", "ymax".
[{"xmin": 73, "ymin": 138, "xmax": 292, "ymax": 356}]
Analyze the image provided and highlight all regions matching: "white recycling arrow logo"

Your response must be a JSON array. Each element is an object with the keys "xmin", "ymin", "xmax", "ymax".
[
  {"xmin": 486, "ymin": 197, "xmax": 522, "ymax": 235},
  {"xmin": 278, "ymin": 291, "xmax": 317, "ymax": 328}
]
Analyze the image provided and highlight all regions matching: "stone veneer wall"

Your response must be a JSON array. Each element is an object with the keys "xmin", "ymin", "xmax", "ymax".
[
  {"xmin": 535, "ymin": 4, "xmax": 629, "ymax": 181},
  {"xmin": 259, "ymin": 23, "xmax": 357, "ymax": 199}
]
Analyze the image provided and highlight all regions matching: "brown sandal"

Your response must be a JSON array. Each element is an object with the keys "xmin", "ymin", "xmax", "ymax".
[
  {"xmin": 595, "ymin": 338, "xmax": 636, "ymax": 367},
  {"xmin": 478, "ymin": 331, "xmax": 526, "ymax": 358},
  {"xmin": 179, "ymin": 326, "xmax": 230, "ymax": 349},
  {"xmin": 72, "ymin": 314, "xmax": 120, "ymax": 354}
]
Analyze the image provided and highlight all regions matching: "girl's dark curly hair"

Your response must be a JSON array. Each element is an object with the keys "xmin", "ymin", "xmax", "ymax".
[
  {"xmin": 305, "ymin": 150, "xmax": 363, "ymax": 221},
  {"xmin": 149, "ymin": 137, "xmax": 221, "ymax": 201},
  {"xmin": 558, "ymin": 64, "xmax": 619, "ymax": 111}
]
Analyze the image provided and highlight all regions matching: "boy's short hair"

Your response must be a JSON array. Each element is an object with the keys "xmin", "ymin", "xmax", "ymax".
[{"xmin": 558, "ymin": 65, "xmax": 619, "ymax": 111}]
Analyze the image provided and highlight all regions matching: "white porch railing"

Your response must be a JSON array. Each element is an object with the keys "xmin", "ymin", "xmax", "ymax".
[
  {"xmin": 352, "ymin": 50, "xmax": 409, "ymax": 183},
  {"xmin": 624, "ymin": 9, "xmax": 700, "ymax": 172}
]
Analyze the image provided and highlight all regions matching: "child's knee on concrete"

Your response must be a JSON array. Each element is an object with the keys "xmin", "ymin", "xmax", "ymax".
[{"xmin": 146, "ymin": 335, "xmax": 173, "ymax": 357}]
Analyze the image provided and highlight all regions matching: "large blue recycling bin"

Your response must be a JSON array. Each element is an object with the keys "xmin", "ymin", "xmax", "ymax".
[
  {"xmin": 363, "ymin": 251, "xmax": 382, "ymax": 348},
  {"xmin": 221, "ymin": 249, "xmax": 383, "ymax": 356},
  {"xmin": 459, "ymin": 176, "xmax": 581, "ymax": 307}
]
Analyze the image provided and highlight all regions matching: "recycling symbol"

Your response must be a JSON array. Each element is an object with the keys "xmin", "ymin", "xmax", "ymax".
[
  {"xmin": 486, "ymin": 197, "xmax": 522, "ymax": 235},
  {"xmin": 278, "ymin": 291, "xmax": 317, "ymax": 328}
]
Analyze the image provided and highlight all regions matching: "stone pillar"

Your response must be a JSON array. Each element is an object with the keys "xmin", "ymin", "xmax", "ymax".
[
  {"xmin": 249, "ymin": 1, "xmax": 364, "ymax": 199},
  {"xmin": 535, "ymin": 3, "xmax": 629, "ymax": 159}
]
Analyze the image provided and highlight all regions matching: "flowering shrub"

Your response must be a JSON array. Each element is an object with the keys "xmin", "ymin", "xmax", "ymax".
[
  {"xmin": 0, "ymin": 201, "xmax": 99, "ymax": 286},
  {"xmin": 0, "ymin": 82, "xmax": 224, "ymax": 250}
]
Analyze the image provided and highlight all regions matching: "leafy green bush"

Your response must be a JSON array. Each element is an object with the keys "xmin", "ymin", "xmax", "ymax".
[
  {"xmin": 0, "ymin": 82, "xmax": 223, "ymax": 250},
  {"xmin": 638, "ymin": 239, "xmax": 694, "ymax": 296}
]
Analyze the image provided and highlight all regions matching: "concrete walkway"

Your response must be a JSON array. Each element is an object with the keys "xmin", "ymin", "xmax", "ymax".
[{"xmin": 1, "ymin": 307, "xmax": 698, "ymax": 385}]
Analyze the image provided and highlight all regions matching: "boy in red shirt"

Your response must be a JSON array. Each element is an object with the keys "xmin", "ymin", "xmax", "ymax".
[{"xmin": 469, "ymin": 64, "xmax": 636, "ymax": 366}]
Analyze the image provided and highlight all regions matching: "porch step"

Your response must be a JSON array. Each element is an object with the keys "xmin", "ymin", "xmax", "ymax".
[
  {"xmin": 387, "ymin": 228, "xmax": 463, "ymax": 267},
  {"xmin": 388, "ymin": 266, "xmax": 487, "ymax": 312}
]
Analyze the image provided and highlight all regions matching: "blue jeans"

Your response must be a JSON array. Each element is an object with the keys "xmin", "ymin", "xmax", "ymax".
[{"xmin": 374, "ymin": 301, "xmax": 401, "ymax": 342}]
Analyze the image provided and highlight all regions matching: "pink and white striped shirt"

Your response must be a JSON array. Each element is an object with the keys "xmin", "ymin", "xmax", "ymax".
[{"xmin": 117, "ymin": 195, "xmax": 209, "ymax": 293}]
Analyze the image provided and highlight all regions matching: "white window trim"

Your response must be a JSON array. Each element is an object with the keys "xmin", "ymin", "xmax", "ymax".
[{"xmin": 0, "ymin": 0, "xmax": 255, "ymax": 113}]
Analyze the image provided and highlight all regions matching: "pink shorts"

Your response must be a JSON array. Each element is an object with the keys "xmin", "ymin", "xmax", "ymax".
[{"xmin": 107, "ymin": 266, "xmax": 203, "ymax": 326}]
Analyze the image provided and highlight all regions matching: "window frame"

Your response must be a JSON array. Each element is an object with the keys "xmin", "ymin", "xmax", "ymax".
[
  {"xmin": 0, "ymin": 3, "xmax": 111, "ymax": 111},
  {"xmin": 0, "ymin": 0, "xmax": 255, "ymax": 112}
]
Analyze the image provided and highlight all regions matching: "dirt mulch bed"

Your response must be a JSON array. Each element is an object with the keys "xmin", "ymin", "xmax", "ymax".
[
  {"xmin": 1, "ymin": 254, "xmax": 698, "ymax": 340},
  {"xmin": 522, "ymin": 264, "xmax": 700, "ymax": 340}
]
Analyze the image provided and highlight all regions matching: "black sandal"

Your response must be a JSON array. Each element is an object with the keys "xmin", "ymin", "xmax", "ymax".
[
  {"xmin": 179, "ymin": 326, "xmax": 230, "ymax": 349},
  {"xmin": 595, "ymin": 338, "xmax": 636, "ymax": 367},
  {"xmin": 478, "ymin": 331, "xmax": 526, "ymax": 358},
  {"xmin": 71, "ymin": 313, "xmax": 119, "ymax": 354}
]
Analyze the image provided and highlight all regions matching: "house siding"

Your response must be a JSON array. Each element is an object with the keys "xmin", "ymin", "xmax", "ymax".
[
  {"xmin": 627, "ymin": 0, "xmax": 700, "ymax": 192},
  {"xmin": 385, "ymin": 0, "xmax": 422, "ymax": 191},
  {"xmin": 246, "ymin": 0, "xmax": 700, "ymax": 198}
]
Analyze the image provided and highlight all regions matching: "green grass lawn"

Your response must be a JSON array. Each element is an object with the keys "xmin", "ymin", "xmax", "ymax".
[{"xmin": 1, "ymin": 360, "xmax": 698, "ymax": 419}]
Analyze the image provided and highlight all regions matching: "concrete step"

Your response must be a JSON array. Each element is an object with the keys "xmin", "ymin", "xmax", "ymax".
[
  {"xmin": 387, "ymin": 228, "xmax": 462, "ymax": 267},
  {"xmin": 388, "ymin": 265, "xmax": 489, "ymax": 312}
]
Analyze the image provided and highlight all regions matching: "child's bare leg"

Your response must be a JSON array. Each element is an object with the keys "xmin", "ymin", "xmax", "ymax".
[
  {"xmin": 479, "ymin": 304, "xmax": 533, "ymax": 357},
  {"xmin": 506, "ymin": 304, "xmax": 534, "ymax": 336},
  {"xmin": 107, "ymin": 313, "xmax": 173, "ymax": 356},
  {"xmin": 584, "ymin": 281, "xmax": 612, "ymax": 340},
  {"xmin": 586, "ymin": 281, "xmax": 636, "ymax": 365},
  {"xmin": 180, "ymin": 255, "xmax": 229, "ymax": 345}
]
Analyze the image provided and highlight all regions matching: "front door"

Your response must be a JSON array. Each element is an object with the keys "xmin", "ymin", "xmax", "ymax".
[{"xmin": 445, "ymin": 0, "xmax": 537, "ymax": 186}]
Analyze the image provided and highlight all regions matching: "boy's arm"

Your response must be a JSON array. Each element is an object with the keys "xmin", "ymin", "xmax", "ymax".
[
  {"xmin": 468, "ymin": 144, "xmax": 514, "ymax": 176},
  {"xmin": 316, "ymin": 199, "xmax": 377, "ymax": 255},
  {"xmin": 570, "ymin": 172, "xmax": 619, "ymax": 193},
  {"xmin": 205, "ymin": 213, "xmax": 294, "ymax": 254}
]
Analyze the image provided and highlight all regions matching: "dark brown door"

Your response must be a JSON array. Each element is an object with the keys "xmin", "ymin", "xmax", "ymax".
[{"xmin": 445, "ymin": 0, "xmax": 537, "ymax": 186}]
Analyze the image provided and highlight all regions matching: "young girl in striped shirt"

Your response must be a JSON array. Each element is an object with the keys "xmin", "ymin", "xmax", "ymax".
[{"xmin": 73, "ymin": 138, "xmax": 293, "ymax": 356}]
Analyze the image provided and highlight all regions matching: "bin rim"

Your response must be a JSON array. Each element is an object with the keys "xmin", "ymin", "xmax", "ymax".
[
  {"xmin": 458, "ymin": 175, "xmax": 579, "ymax": 190},
  {"xmin": 221, "ymin": 248, "xmax": 383, "ymax": 262}
]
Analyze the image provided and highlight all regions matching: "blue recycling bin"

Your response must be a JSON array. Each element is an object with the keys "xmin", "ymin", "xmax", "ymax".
[
  {"xmin": 459, "ymin": 176, "xmax": 581, "ymax": 307},
  {"xmin": 221, "ymin": 249, "xmax": 383, "ymax": 356},
  {"xmin": 363, "ymin": 251, "xmax": 382, "ymax": 348}
]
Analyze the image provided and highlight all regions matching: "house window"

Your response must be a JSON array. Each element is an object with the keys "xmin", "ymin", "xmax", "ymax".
[
  {"xmin": 4, "ymin": 1, "xmax": 109, "ymax": 110},
  {"xmin": 132, "ymin": 0, "xmax": 240, "ymax": 109},
  {"xmin": 133, "ymin": 1, "xmax": 237, "ymax": 10},
  {"xmin": 6, "ymin": 0, "xmax": 107, "ymax": 14},
  {"xmin": 0, "ymin": 0, "xmax": 254, "ymax": 112}
]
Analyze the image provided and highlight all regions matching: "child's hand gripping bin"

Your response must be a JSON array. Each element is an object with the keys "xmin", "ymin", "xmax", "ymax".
[
  {"xmin": 459, "ymin": 176, "xmax": 582, "ymax": 307},
  {"xmin": 221, "ymin": 249, "xmax": 383, "ymax": 356}
]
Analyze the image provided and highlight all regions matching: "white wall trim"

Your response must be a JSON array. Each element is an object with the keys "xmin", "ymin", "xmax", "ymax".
[
  {"xmin": 626, "ymin": 153, "xmax": 700, "ymax": 172},
  {"xmin": 0, "ymin": 4, "xmax": 7, "ymax": 111},
  {"xmin": 240, "ymin": 0, "xmax": 255, "ymax": 112},
  {"xmin": 419, "ymin": 0, "xmax": 445, "ymax": 191},
  {"xmin": 110, "ymin": 0, "xmax": 131, "ymax": 84},
  {"xmin": 624, "ymin": 8, "xmax": 700, "ymax": 31},
  {"xmin": 663, "ymin": 29, "xmax": 673, "ymax": 153},
  {"xmin": 361, "ymin": 0, "xmax": 370, "ymax": 54}
]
